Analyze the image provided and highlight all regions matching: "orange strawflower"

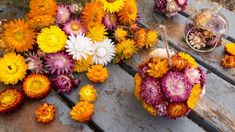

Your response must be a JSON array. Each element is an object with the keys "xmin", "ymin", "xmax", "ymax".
[
  {"xmin": 26, "ymin": 13, "xmax": 55, "ymax": 29},
  {"xmin": 29, "ymin": 0, "xmax": 57, "ymax": 16},
  {"xmin": 134, "ymin": 73, "xmax": 142, "ymax": 101},
  {"xmin": 79, "ymin": 84, "xmax": 97, "ymax": 103},
  {"xmin": 0, "ymin": 88, "xmax": 24, "ymax": 114},
  {"xmin": 167, "ymin": 102, "xmax": 188, "ymax": 118},
  {"xmin": 2, "ymin": 19, "xmax": 36, "ymax": 52},
  {"xmin": 86, "ymin": 65, "xmax": 109, "ymax": 83},
  {"xmin": 117, "ymin": 0, "xmax": 137, "ymax": 24},
  {"xmin": 134, "ymin": 28, "xmax": 147, "ymax": 49},
  {"xmin": 34, "ymin": 103, "xmax": 56, "ymax": 123},
  {"xmin": 81, "ymin": 2, "xmax": 105, "ymax": 29},
  {"xmin": 70, "ymin": 101, "xmax": 94, "ymax": 122},
  {"xmin": 147, "ymin": 58, "xmax": 169, "ymax": 78},
  {"xmin": 221, "ymin": 55, "xmax": 235, "ymax": 68},
  {"xmin": 23, "ymin": 74, "xmax": 51, "ymax": 99}
]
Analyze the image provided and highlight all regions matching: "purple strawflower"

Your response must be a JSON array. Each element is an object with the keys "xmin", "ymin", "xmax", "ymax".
[
  {"xmin": 45, "ymin": 51, "xmax": 75, "ymax": 75},
  {"xmin": 51, "ymin": 75, "xmax": 80, "ymax": 94},
  {"xmin": 161, "ymin": 71, "xmax": 192, "ymax": 102},
  {"xmin": 140, "ymin": 76, "xmax": 163, "ymax": 106},
  {"xmin": 103, "ymin": 13, "xmax": 118, "ymax": 30}
]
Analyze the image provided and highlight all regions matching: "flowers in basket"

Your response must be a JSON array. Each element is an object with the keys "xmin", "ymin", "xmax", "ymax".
[{"xmin": 154, "ymin": 0, "xmax": 188, "ymax": 17}]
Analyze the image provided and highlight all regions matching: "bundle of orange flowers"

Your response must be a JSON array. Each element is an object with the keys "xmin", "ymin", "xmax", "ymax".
[{"xmin": 0, "ymin": 0, "xmax": 159, "ymax": 123}]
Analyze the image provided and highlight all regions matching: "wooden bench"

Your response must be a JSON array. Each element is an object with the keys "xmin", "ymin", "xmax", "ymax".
[{"xmin": 0, "ymin": 0, "xmax": 235, "ymax": 131}]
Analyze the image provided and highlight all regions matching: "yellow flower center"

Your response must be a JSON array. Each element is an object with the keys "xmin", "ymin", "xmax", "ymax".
[
  {"xmin": 6, "ymin": 64, "xmax": 18, "ymax": 74},
  {"xmin": 109, "ymin": 14, "xmax": 117, "ymax": 23},
  {"xmin": 47, "ymin": 34, "xmax": 59, "ymax": 46},
  {"xmin": 1, "ymin": 93, "xmax": 14, "ymax": 105},
  {"xmin": 71, "ymin": 23, "xmax": 81, "ymax": 31},
  {"xmin": 14, "ymin": 32, "xmax": 25, "ymax": 41},
  {"xmin": 30, "ymin": 80, "xmax": 42, "ymax": 91}
]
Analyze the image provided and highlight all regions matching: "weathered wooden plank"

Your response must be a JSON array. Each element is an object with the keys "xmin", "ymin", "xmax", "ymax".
[
  {"xmin": 185, "ymin": 0, "xmax": 235, "ymax": 42},
  {"xmin": 123, "ymin": 39, "xmax": 235, "ymax": 131},
  {"xmin": 0, "ymin": 86, "xmax": 93, "ymax": 132},
  {"xmin": 64, "ymin": 65, "xmax": 205, "ymax": 132},
  {"xmin": 136, "ymin": 0, "xmax": 235, "ymax": 85}
]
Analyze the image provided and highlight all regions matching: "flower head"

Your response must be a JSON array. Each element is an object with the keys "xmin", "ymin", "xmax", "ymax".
[
  {"xmin": 63, "ymin": 19, "xmax": 85, "ymax": 35},
  {"xmin": 86, "ymin": 65, "xmax": 109, "ymax": 83},
  {"xmin": 146, "ymin": 30, "xmax": 158, "ymax": 48},
  {"xmin": 99, "ymin": 0, "xmax": 125, "ymax": 13},
  {"xmin": 34, "ymin": 103, "xmax": 56, "ymax": 124},
  {"xmin": 172, "ymin": 55, "xmax": 189, "ymax": 71},
  {"xmin": 51, "ymin": 75, "xmax": 80, "ymax": 94},
  {"xmin": 25, "ymin": 52, "xmax": 44, "ymax": 74},
  {"xmin": 167, "ymin": 102, "xmax": 189, "ymax": 119},
  {"xmin": 86, "ymin": 24, "xmax": 108, "ymax": 42},
  {"xmin": 45, "ymin": 51, "xmax": 75, "ymax": 75},
  {"xmin": 141, "ymin": 101, "xmax": 158, "ymax": 116},
  {"xmin": 56, "ymin": 4, "xmax": 71, "ymax": 24},
  {"xmin": 178, "ymin": 52, "xmax": 198, "ymax": 68},
  {"xmin": 79, "ymin": 84, "xmax": 97, "ymax": 103},
  {"xmin": 185, "ymin": 68, "xmax": 201, "ymax": 85},
  {"xmin": 23, "ymin": 74, "xmax": 51, "ymax": 99},
  {"xmin": 140, "ymin": 76, "xmax": 163, "ymax": 106},
  {"xmin": 117, "ymin": 0, "xmax": 137, "ymax": 24},
  {"xmin": 134, "ymin": 73, "xmax": 142, "ymax": 101},
  {"xmin": 187, "ymin": 84, "xmax": 202, "ymax": 109},
  {"xmin": 103, "ymin": 13, "xmax": 118, "ymax": 30},
  {"xmin": 134, "ymin": 28, "xmax": 147, "ymax": 49},
  {"xmin": 0, "ymin": 53, "xmax": 27, "ymax": 85},
  {"xmin": 116, "ymin": 39, "xmax": 137, "ymax": 60},
  {"xmin": 70, "ymin": 101, "xmax": 94, "ymax": 122},
  {"xmin": 161, "ymin": 71, "xmax": 192, "ymax": 102},
  {"xmin": 37, "ymin": 26, "xmax": 67, "ymax": 53},
  {"xmin": 147, "ymin": 58, "xmax": 169, "ymax": 78},
  {"xmin": 26, "ymin": 13, "xmax": 55, "ymax": 29},
  {"xmin": 114, "ymin": 27, "xmax": 128, "ymax": 42},
  {"xmin": 29, "ymin": 0, "xmax": 57, "ymax": 16},
  {"xmin": 81, "ymin": 2, "xmax": 105, "ymax": 29},
  {"xmin": 221, "ymin": 55, "xmax": 235, "ymax": 68},
  {"xmin": 66, "ymin": 34, "xmax": 95, "ymax": 60},
  {"xmin": 74, "ymin": 56, "xmax": 93, "ymax": 73},
  {"xmin": 225, "ymin": 43, "xmax": 235, "ymax": 56},
  {"xmin": 0, "ymin": 88, "xmax": 24, "ymax": 114},
  {"xmin": 3, "ymin": 19, "xmax": 36, "ymax": 52},
  {"xmin": 92, "ymin": 38, "xmax": 115, "ymax": 65}
]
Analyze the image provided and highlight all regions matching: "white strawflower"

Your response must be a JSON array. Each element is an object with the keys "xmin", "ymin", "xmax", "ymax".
[
  {"xmin": 65, "ymin": 34, "xmax": 95, "ymax": 60},
  {"xmin": 92, "ymin": 38, "xmax": 115, "ymax": 65}
]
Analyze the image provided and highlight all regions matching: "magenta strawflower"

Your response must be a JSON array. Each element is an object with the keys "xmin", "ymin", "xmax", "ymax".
[
  {"xmin": 63, "ymin": 19, "xmax": 85, "ymax": 35},
  {"xmin": 25, "ymin": 52, "xmax": 44, "ymax": 74},
  {"xmin": 103, "ymin": 13, "xmax": 118, "ymax": 30},
  {"xmin": 56, "ymin": 4, "xmax": 71, "ymax": 24},
  {"xmin": 161, "ymin": 71, "xmax": 192, "ymax": 102},
  {"xmin": 45, "ymin": 51, "xmax": 75, "ymax": 75},
  {"xmin": 51, "ymin": 75, "xmax": 80, "ymax": 94},
  {"xmin": 140, "ymin": 76, "xmax": 163, "ymax": 106}
]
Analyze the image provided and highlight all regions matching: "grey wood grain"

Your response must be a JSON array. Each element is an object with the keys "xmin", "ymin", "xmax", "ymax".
[
  {"xmin": 123, "ymin": 39, "xmax": 235, "ymax": 131},
  {"xmin": 64, "ymin": 64, "xmax": 205, "ymax": 132},
  {"xmin": 0, "ymin": 85, "xmax": 93, "ymax": 132},
  {"xmin": 136, "ymin": 0, "xmax": 235, "ymax": 85}
]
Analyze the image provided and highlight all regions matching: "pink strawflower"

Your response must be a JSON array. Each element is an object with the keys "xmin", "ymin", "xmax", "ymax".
[
  {"xmin": 140, "ymin": 76, "xmax": 163, "ymax": 106},
  {"xmin": 63, "ymin": 19, "xmax": 85, "ymax": 35},
  {"xmin": 56, "ymin": 4, "xmax": 71, "ymax": 24},
  {"xmin": 25, "ymin": 52, "xmax": 44, "ymax": 74},
  {"xmin": 137, "ymin": 62, "xmax": 149, "ymax": 78},
  {"xmin": 161, "ymin": 71, "xmax": 192, "ymax": 102},
  {"xmin": 185, "ymin": 67, "xmax": 201, "ymax": 85},
  {"xmin": 52, "ymin": 75, "xmax": 80, "ymax": 94},
  {"xmin": 198, "ymin": 67, "xmax": 206, "ymax": 88},
  {"xmin": 45, "ymin": 51, "xmax": 75, "ymax": 75},
  {"xmin": 103, "ymin": 13, "xmax": 118, "ymax": 30}
]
